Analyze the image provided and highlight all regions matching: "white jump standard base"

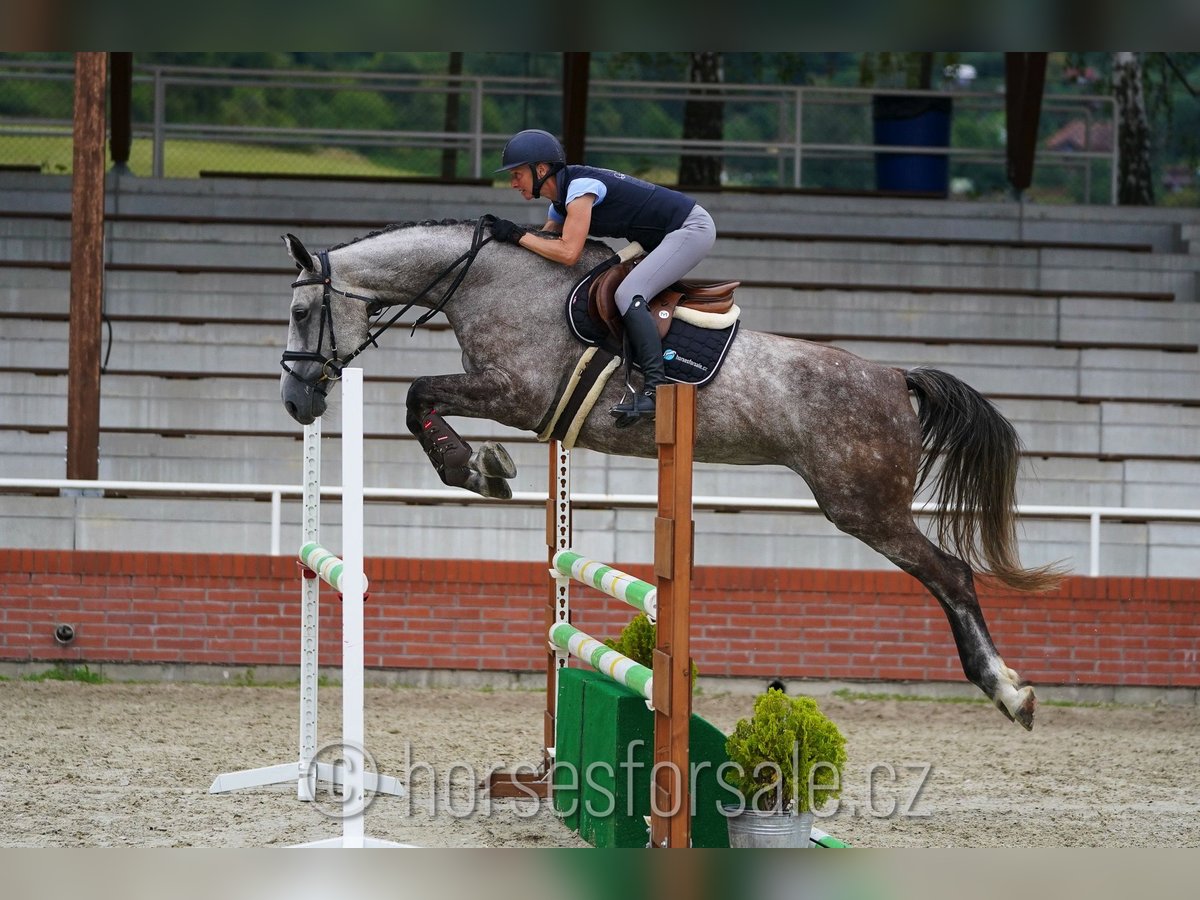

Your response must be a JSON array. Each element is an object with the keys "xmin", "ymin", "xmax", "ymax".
[{"xmin": 207, "ymin": 761, "xmax": 404, "ymax": 798}]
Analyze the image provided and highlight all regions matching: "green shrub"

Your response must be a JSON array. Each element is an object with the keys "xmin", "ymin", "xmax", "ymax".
[
  {"xmin": 724, "ymin": 689, "xmax": 846, "ymax": 813},
  {"xmin": 605, "ymin": 612, "xmax": 656, "ymax": 666},
  {"xmin": 604, "ymin": 613, "xmax": 697, "ymax": 687}
]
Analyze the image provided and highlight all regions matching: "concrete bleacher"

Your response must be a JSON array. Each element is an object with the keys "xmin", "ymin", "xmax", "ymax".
[
  {"xmin": 1, "ymin": 171, "xmax": 1198, "ymax": 576},
  {"xmin": 7, "ymin": 215, "xmax": 1197, "ymax": 300}
]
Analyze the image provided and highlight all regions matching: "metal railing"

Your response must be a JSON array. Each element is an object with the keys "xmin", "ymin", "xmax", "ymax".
[
  {"xmin": 0, "ymin": 60, "xmax": 1118, "ymax": 202},
  {"xmin": 2, "ymin": 476, "xmax": 1196, "ymax": 578}
]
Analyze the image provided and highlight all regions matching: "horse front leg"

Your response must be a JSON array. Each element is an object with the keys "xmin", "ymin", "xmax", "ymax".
[{"xmin": 406, "ymin": 372, "xmax": 518, "ymax": 500}]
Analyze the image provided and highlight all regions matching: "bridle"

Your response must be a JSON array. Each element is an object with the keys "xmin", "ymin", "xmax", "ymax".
[{"xmin": 279, "ymin": 216, "xmax": 496, "ymax": 394}]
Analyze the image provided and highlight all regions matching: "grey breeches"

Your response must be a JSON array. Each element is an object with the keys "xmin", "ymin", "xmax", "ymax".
[{"xmin": 615, "ymin": 204, "xmax": 716, "ymax": 315}]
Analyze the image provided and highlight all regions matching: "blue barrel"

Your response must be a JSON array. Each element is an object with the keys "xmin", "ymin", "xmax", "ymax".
[{"xmin": 872, "ymin": 94, "xmax": 953, "ymax": 195}]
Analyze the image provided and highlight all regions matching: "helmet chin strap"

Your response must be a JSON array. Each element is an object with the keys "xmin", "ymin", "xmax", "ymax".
[{"xmin": 530, "ymin": 162, "xmax": 560, "ymax": 199}]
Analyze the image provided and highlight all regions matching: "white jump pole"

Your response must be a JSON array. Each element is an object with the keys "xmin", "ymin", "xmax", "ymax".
[
  {"xmin": 295, "ymin": 367, "xmax": 408, "ymax": 849},
  {"xmin": 340, "ymin": 364, "xmax": 367, "ymax": 846}
]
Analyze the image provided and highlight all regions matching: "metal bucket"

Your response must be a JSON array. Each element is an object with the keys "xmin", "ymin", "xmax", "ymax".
[{"xmin": 723, "ymin": 807, "xmax": 814, "ymax": 849}]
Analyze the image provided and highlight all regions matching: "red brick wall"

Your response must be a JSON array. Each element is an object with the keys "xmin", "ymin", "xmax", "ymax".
[{"xmin": 2, "ymin": 550, "xmax": 1197, "ymax": 687}]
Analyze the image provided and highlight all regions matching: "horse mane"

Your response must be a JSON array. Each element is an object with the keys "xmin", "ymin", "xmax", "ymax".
[
  {"xmin": 327, "ymin": 219, "xmax": 473, "ymax": 252},
  {"xmin": 327, "ymin": 217, "xmax": 613, "ymax": 257}
]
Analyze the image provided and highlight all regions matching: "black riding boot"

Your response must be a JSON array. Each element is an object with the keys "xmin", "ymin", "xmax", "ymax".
[{"xmin": 611, "ymin": 297, "xmax": 667, "ymax": 427}]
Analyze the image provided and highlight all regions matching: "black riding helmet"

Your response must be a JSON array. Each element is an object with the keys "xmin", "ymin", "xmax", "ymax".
[{"xmin": 496, "ymin": 128, "xmax": 566, "ymax": 199}]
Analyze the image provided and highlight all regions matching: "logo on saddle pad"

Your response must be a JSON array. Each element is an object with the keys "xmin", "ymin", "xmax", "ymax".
[{"xmin": 663, "ymin": 348, "xmax": 706, "ymax": 372}]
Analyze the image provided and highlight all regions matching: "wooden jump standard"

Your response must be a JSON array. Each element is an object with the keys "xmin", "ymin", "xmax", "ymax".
[{"xmin": 489, "ymin": 382, "xmax": 696, "ymax": 849}]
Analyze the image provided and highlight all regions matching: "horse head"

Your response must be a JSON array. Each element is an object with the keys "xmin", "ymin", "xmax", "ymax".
[
  {"xmin": 278, "ymin": 233, "xmax": 381, "ymax": 424},
  {"xmin": 280, "ymin": 220, "xmax": 517, "ymax": 425}
]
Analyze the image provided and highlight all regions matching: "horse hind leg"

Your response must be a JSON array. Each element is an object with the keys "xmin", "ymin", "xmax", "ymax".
[
  {"xmin": 931, "ymin": 558, "xmax": 1037, "ymax": 730},
  {"xmin": 908, "ymin": 539, "xmax": 1036, "ymax": 729},
  {"xmin": 833, "ymin": 508, "xmax": 1037, "ymax": 729}
]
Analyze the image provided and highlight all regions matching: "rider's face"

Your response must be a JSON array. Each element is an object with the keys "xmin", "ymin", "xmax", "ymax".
[{"xmin": 508, "ymin": 165, "xmax": 534, "ymax": 200}]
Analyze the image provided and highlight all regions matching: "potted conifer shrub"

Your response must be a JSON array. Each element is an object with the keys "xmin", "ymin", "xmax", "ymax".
[{"xmin": 722, "ymin": 688, "xmax": 846, "ymax": 848}]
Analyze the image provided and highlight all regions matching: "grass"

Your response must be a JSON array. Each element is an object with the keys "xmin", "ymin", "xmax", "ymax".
[
  {"xmin": 0, "ymin": 131, "xmax": 424, "ymax": 179},
  {"xmin": 0, "ymin": 670, "xmax": 1127, "ymax": 710},
  {"xmin": 833, "ymin": 687, "xmax": 985, "ymax": 705},
  {"xmin": 23, "ymin": 663, "xmax": 108, "ymax": 684},
  {"xmin": 832, "ymin": 687, "xmax": 1114, "ymax": 710}
]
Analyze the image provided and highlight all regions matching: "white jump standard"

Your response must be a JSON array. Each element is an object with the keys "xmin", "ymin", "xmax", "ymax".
[
  {"xmin": 292, "ymin": 368, "xmax": 407, "ymax": 848},
  {"xmin": 210, "ymin": 368, "xmax": 406, "ymax": 848}
]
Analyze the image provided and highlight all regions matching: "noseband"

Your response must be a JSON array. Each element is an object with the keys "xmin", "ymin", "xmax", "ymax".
[
  {"xmin": 280, "ymin": 216, "xmax": 496, "ymax": 394},
  {"xmin": 280, "ymin": 249, "xmax": 350, "ymax": 393}
]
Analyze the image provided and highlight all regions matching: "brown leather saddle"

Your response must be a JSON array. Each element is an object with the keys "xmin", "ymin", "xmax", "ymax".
[{"xmin": 587, "ymin": 259, "xmax": 740, "ymax": 341}]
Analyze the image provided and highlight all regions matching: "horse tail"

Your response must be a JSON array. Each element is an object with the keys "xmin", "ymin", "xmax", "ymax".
[{"xmin": 905, "ymin": 366, "xmax": 1063, "ymax": 592}]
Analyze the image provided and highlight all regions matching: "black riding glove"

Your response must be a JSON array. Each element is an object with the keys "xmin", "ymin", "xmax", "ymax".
[{"xmin": 489, "ymin": 218, "xmax": 523, "ymax": 245}]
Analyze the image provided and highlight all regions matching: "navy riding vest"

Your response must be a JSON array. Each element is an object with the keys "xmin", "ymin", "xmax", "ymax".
[{"xmin": 551, "ymin": 165, "xmax": 696, "ymax": 251}]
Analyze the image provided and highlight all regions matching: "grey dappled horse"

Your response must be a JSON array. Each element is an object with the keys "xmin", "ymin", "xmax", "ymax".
[{"xmin": 279, "ymin": 219, "xmax": 1062, "ymax": 730}]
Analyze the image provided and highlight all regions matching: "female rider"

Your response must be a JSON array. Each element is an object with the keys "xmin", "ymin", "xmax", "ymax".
[{"xmin": 489, "ymin": 128, "xmax": 717, "ymax": 426}]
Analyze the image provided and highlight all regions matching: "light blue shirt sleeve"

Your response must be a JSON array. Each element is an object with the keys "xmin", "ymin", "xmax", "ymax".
[{"xmin": 546, "ymin": 177, "xmax": 607, "ymax": 223}]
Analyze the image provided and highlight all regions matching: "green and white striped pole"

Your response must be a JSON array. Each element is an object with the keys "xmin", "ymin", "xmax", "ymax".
[
  {"xmin": 552, "ymin": 550, "xmax": 657, "ymax": 620},
  {"xmin": 299, "ymin": 541, "xmax": 370, "ymax": 595},
  {"xmin": 548, "ymin": 622, "xmax": 654, "ymax": 703}
]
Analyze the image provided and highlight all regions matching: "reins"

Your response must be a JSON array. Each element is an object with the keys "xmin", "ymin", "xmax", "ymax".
[{"xmin": 280, "ymin": 216, "xmax": 496, "ymax": 393}]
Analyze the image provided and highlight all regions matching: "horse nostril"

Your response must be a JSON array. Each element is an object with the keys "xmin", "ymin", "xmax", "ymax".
[{"xmin": 285, "ymin": 401, "xmax": 298, "ymax": 417}]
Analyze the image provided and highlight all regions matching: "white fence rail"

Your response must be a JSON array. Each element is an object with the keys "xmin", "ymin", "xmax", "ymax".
[{"xmin": 3, "ymin": 476, "xmax": 1198, "ymax": 578}]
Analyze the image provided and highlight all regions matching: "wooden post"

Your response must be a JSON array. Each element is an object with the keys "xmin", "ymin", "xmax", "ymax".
[
  {"xmin": 488, "ymin": 400, "xmax": 697, "ymax": 830},
  {"xmin": 109, "ymin": 52, "xmax": 133, "ymax": 173},
  {"xmin": 1004, "ymin": 52, "xmax": 1048, "ymax": 197},
  {"xmin": 650, "ymin": 383, "xmax": 695, "ymax": 848},
  {"xmin": 561, "ymin": 53, "xmax": 590, "ymax": 163},
  {"xmin": 67, "ymin": 52, "xmax": 107, "ymax": 481}
]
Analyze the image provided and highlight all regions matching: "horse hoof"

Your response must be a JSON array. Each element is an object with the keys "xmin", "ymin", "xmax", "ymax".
[
  {"xmin": 472, "ymin": 475, "xmax": 512, "ymax": 500},
  {"xmin": 473, "ymin": 441, "xmax": 517, "ymax": 479},
  {"xmin": 484, "ymin": 478, "xmax": 512, "ymax": 500},
  {"xmin": 1013, "ymin": 686, "xmax": 1036, "ymax": 731}
]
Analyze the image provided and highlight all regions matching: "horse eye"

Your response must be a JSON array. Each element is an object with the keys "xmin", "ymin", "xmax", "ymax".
[{"xmin": 291, "ymin": 306, "xmax": 309, "ymax": 323}]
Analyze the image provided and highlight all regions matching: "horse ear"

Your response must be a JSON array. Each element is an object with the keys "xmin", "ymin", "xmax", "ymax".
[{"xmin": 282, "ymin": 233, "xmax": 315, "ymax": 273}]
